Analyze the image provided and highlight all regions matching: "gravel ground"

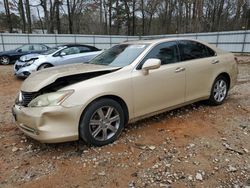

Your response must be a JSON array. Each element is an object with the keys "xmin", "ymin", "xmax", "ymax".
[{"xmin": 0, "ymin": 56, "xmax": 250, "ymax": 188}]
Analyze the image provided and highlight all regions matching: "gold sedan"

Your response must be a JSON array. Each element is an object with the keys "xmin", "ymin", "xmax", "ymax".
[{"xmin": 12, "ymin": 38, "xmax": 238, "ymax": 146}]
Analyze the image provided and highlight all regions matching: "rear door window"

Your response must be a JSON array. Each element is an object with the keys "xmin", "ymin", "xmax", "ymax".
[
  {"xmin": 178, "ymin": 40, "xmax": 215, "ymax": 61},
  {"xmin": 78, "ymin": 46, "xmax": 92, "ymax": 53},
  {"xmin": 33, "ymin": 44, "xmax": 47, "ymax": 51}
]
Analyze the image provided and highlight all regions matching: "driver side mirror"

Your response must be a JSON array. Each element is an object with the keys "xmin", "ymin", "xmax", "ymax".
[
  {"xmin": 16, "ymin": 49, "xmax": 22, "ymax": 53},
  {"xmin": 142, "ymin": 58, "xmax": 161, "ymax": 75},
  {"xmin": 60, "ymin": 52, "xmax": 66, "ymax": 56}
]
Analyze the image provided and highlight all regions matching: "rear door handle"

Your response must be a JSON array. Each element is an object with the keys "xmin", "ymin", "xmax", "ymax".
[
  {"xmin": 211, "ymin": 59, "xmax": 220, "ymax": 64},
  {"xmin": 175, "ymin": 67, "xmax": 185, "ymax": 73}
]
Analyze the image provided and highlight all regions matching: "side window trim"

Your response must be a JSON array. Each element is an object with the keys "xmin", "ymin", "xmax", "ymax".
[{"xmin": 177, "ymin": 40, "xmax": 216, "ymax": 62}]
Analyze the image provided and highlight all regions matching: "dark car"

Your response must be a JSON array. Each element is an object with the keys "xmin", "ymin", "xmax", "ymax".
[{"xmin": 0, "ymin": 44, "xmax": 50, "ymax": 65}]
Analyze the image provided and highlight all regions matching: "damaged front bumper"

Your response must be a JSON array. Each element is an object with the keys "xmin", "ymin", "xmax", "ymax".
[
  {"xmin": 14, "ymin": 60, "xmax": 38, "ymax": 78},
  {"xmin": 12, "ymin": 104, "xmax": 82, "ymax": 143}
]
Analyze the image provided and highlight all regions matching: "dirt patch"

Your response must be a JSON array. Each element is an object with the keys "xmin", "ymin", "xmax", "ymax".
[{"xmin": 0, "ymin": 61, "xmax": 250, "ymax": 188}]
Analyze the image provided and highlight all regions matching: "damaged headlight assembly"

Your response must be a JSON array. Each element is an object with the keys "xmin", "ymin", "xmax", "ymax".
[
  {"xmin": 24, "ymin": 58, "xmax": 38, "ymax": 67},
  {"xmin": 28, "ymin": 90, "xmax": 74, "ymax": 107}
]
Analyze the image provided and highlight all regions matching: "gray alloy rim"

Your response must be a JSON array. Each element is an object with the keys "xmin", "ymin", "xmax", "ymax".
[
  {"xmin": 89, "ymin": 106, "xmax": 120, "ymax": 141},
  {"xmin": 213, "ymin": 79, "xmax": 227, "ymax": 102},
  {"xmin": 1, "ymin": 56, "xmax": 9, "ymax": 65}
]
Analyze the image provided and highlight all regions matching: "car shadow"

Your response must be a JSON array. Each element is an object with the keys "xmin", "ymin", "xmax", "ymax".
[{"xmin": 21, "ymin": 101, "xmax": 207, "ymax": 155}]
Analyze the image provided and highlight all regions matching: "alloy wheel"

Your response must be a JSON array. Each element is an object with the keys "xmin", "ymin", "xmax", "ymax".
[
  {"xmin": 0, "ymin": 56, "xmax": 10, "ymax": 65},
  {"xmin": 213, "ymin": 79, "xmax": 227, "ymax": 102},
  {"xmin": 89, "ymin": 106, "xmax": 120, "ymax": 141}
]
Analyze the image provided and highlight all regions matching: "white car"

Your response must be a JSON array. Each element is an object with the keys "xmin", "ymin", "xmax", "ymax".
[{"xmin": 14, "ymin": 44, "xmax": 102, "ymax": 78}]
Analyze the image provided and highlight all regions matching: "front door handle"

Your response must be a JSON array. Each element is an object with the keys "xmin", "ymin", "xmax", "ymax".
[
  {"xmin": 175, "ymin": 67, "xmax": 185, "ymax": 73},
  {"xmin": 211, "ymin": 59, "xmax": 220, "ymax": 64}
]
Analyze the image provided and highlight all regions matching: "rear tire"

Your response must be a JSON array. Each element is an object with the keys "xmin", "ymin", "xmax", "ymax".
[
  {"xmin": 0, "ymin": 56, "xmax": 10, "ymax": 65},
  {"xmin": 208, "ymin": 76, "xmax": 229, "ymax": 106},
  {"xmin": 79, "ymin": 98, "xmax": 125, "ymax": 146},
  {"xmin": 37, "ymin": 63, "xmax": 52, "ymax": 70}
]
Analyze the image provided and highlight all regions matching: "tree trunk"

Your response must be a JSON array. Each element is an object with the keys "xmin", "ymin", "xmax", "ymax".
[
  {"xmin": 141, "ymin": 0, "xmax": 145, "ymax": 35},
  {"xmin": 18, "ymin": 0, "xmax": 26, "ymax": 33},
  {"xmin": 115, "ymin": 0, "xmax": 120, "ymax": 34},
  {"xmin": 108, "ymin": 0, "xmax": 112, "ymax": 34},
  {"xmin": 40, "ymin": 0, "xmax": 49, "ymax": 33},
  {"xmin": 132, "ymin": 0, "xmax": 136, "ymax": 35},
  {"xmin": 124, "ymin": 0, "xmax": 131, "ymax": 35},
  {"xmin": 25, "ymin": 0, "xmax": 32, "ymax": 33},
  {"xmin": 103, "ymin": 0, "xmax": 108, "ymax": 34},
  {"xmin": 55, "ymin": 0, "xmax": 61, "ymax": 34},
  {"xmin": 99, "ymin": 0, "xmax": 103, "ymax": 34},
  {"xmin": 3, "ymin": 0, "xmax": 12, "ymax": 33},
  {"xmin": 215, "ymin": 0, "xmax": 225, "ymax": 31},
  {"xmin": 67, "ymin": 0, "xmax": 73, "ymax": 34},
  {"xmin": 48, "ymin": 0, "xmax": 56, "ymax": 33},
  {"xmin": 36, "ymin": 6, "xmax": 44, "ymax": 34}
]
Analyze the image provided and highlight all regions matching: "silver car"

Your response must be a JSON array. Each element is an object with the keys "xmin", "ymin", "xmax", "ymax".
[{"xmin": 14, "ymin": 44, "xmax": 102, "ymax": 78}]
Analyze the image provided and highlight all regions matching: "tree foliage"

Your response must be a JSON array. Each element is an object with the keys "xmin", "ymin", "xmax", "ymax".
[{"xmin": 0, "ymin": 0, "xmax": 250, "ymax": 35}]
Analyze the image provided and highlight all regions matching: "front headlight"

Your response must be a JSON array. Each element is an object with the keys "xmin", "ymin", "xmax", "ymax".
[
  {"xmin": 24, "ymin": 58, "xmax": 38, "ymax": 66},
  {"xmin": 28, "ymin": 90, "xmax": 74, "ymax": 107}
]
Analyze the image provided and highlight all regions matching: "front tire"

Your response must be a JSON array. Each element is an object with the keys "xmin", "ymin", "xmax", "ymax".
[
  {"xmin": 79, "ymin": 98, "xmax": 125, "ymax": 146},
  {"xmin": 208, "ymin": 76, "xmax": 229, "ymax": 106},
  {"xmin": 0, "ymin": 56, "xmax": 10, "ymax": 65}
]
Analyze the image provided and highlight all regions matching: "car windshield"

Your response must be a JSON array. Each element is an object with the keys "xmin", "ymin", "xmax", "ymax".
[
  {"xmin": 89, "ymin": 44, "xmax": 148, "ymax": 67},
  {"xmin": 41, "ymin": 46, "xmax": 63, "ymax": 55}
]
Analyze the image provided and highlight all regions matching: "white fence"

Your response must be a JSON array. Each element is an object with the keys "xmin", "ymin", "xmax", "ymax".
[{"xmin": 0, "ymin": 30, "xmax": 250, "ymax": 52}]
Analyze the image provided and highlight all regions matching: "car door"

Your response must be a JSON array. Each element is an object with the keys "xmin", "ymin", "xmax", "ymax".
[
  {"xmin": 74, "ymin": 46, "xmax": 96, "ymax": 63},
  {"xmin": 56, "ymin": 46, "xmax": 82, "ymax": 65},
  {"xmin": 13, "ymin": 45, "xmax": 33, "ymax": 60},
  {"xmin": 178, "ymin": 40, "xmax": 218, "ymax": 102},
  {"xmin": 33, "ymin": 44, "xmax": 48, "ymax": 54},
  {"xmin": 131, "ymin": 41, "xmax": 186, "ymax": 118}
]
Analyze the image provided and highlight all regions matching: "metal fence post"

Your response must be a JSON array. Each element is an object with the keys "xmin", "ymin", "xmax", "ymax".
[
  {"xmin": 216, "ymin": 32, "xmax": 219, "ymax": 47},
  {"xmin": 1, "ymin": 33, "xmax": 5, "ymax": 51},
  {"xmin": 74, "ymin": 35, "xmax": 77, "ymax": 44},
  {"xmin": 55, "ymin": 34, "xmax": 58, "ymax": 45},
  {"xmin": 27, "ymin": 34, "xmax": 30, "ymax": 44},
  {"xmin": 93, "ymin": 35, "xmax": 96, "ymax": 46},
  {"xmin": 110, "ymin": 35, "xmax": 112, "ymax": 47},
  {"xmin": 241, "ymin": 30, "xmax": 247, "ymax": 53}
]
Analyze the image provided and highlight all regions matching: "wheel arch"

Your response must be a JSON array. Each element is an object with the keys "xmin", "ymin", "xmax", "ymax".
[
  {"xmin": 215, "ymin": 72, "xmax": 231, "ymax": 89},
  {"xmin": 37, "ymin": 62, "xmax": 54, "ymax": 70},
  {"xmin": 78, "ymin": 95, "xmax": 129, "ymax": 128}
]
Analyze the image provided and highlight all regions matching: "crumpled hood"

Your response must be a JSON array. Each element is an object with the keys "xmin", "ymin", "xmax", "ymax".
[
  {"xmin": 19, "ymin": 53, "xmax": 41, "ymax": 62},
  {"xmin": 21, "ymin": 63, "xmax": 119, "ymax": 92}
]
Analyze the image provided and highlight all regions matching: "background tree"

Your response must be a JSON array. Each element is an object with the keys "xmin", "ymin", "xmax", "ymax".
[
  {"xmin": 3, "ymin": 0, "xmax": 13, "ymax": 32},
  {"xmin": 0, "ymin": 0, "xmax": 249, "ymax": 35}
]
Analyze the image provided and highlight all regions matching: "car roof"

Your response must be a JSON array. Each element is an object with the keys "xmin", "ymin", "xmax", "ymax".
[
  {"xmin": 21, "ymin": 44, "xmax": 50, "ymax": 48},
  {"xmin": 61, "ymin": 44, "xmax": 97, "ymax": 48},
  {"xmin": 124, "ymin": 37, "xmax": 207, "ymax": 45},
  {"xmin": 123, "ymin": 37, "xmax": 221, "ymax": 52}
]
